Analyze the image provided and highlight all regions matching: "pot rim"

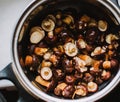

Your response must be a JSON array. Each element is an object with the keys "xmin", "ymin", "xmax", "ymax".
[{"xmin": 12, "ymin": 0, "xmax": 120, "ymax": 102}]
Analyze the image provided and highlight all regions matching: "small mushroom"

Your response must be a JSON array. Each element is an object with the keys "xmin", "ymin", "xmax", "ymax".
[
  {"xmin": 41, "ymin": 18, "xmax": 55, "ymax": 32},
  {"xmin": 19, "ymin": 57, "xmax": 25, "ymax": 68},
  {"xmin": 87, "ymin": 81, "xmax": 98, "ymax": 92},
  {"xmin": 53, "ymin": 45, "xmax": 64, "ymax": 56},
  {"xmin": 91, "ymin": 46, "xmax": 106, "ymax": 56},
  {"xmin": 101, "ymin": 70, "xmax": 111, "ymax": 80},
  {"xmin": 34, "ymin": 47, "xmax": 48, "ymax": 56},
  {"xmin": 62, "ymin": 85, "xmax": 75, "ymax": 98},
  {"xmin": 41, "ymin": 60, "xmax": 52, "ymax": 68},
  {"xmin": 78, "ymin": 55, "xmax": 93, "ymax": 66},
  {"xmin": 74, "ymin": 71, "xmax": 83, "ymax": 81},
  {"xmin": 76, "ymin": 20, "xmax": 87, "ymax": 30},
  {"xmin": 54, "ymin": 82, "xmax": 67, "ymax": 96},
  {"xmin": 77, "ymin": 38, "xmax": 87, "ymax": 49},
  {"xmin": 62, "ymin": 59, "xmax": 74, "ymax": 73},
  {"xmin": 74, "ymin": 84, "xmax": 88, "ymax": 97},
  {"xmin": 102, "ymin": 61, "xmax": 111, "ymax": 69},
  {"xmin": 40, "ymin": 67, "xmax": 52, "ymax": 81},
  {"xmin": 25, "ymin": 55, "xmax": 33, "ymax": 66},
  {"xmin": 106, "ymin": 34, "xmax": 119, "ymax": 44},
  {"xmin": 95, "ymin": 77, "xmax": 103, "ymax": 85},
  {"xmin": 110, "ymin": 59, "xmax": 119, "ymax": 69},
  {"xmin": 88, "ymin": 19, "xmax": 97, "ymax": 27},
  {"xmin": 64, "ymin": 42, "xmax": 78, "ymax": 57},
  {"xmin": 83, "ymin": 73, "xmax": 94, "ymax": 83},
  {"xmin": 53, "ymin": 69, "xmax": 65, "ymax": 81},
  {"xmin": 73, "ymin": 57, "xmax": 87, "ymax": 73},
  {"xmin": 63, "ymin": 15, "xmax": 74, "ymax": 25},
  {"xmin": 43, "ymin": 52, "xmax": 52, "ymax": 60},
  {"xmin": 45, "ymin": 31, "xmax": 57, "ymax": 44},
  {"xmin": 30, "ymin": 27, "xmax": 45, "ymax": 44},
  {"xmin": 49, "ymin": 54, "xmax": 60, "ymax": 66},
  {"xmin": 65, "ymin": 75, "xmax": 76, "ymax": 84},
  {"xmin": 90, "ymin": 60, "xmax": 102, "ymax": 75},
  {"xmin": 98, "ymin": 20, "xmax": 108, "ymax": 32}
]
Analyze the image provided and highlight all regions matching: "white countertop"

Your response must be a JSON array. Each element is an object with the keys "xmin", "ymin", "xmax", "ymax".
[{"xmin": 0, "ymin": 0, "xmax": 33, "ymax": 88}]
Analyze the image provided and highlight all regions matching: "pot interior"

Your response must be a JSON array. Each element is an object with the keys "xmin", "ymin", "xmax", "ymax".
[{"xmin": 17, "ymin": 0, "xmax": 120, "ymax": 100}]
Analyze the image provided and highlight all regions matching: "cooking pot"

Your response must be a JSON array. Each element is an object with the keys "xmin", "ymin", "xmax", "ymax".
[{"xmin": 0, "ymin": 0, "xmax": 120, "ymax": 102}]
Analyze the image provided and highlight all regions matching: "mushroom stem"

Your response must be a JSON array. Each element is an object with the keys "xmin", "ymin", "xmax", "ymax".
[{"xmin": 35, "ymin": 76, "xmax": 50, "ymax": 87}]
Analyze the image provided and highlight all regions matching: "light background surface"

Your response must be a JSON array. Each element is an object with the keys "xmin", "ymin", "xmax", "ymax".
[{"xmin": 0, "ymin": 0, "xmax": 32, "ymax": 88}]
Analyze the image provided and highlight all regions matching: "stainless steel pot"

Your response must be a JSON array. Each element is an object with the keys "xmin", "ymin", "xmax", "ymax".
[{"xmin": 0, "ymin": 0, "xmax": 120, "ymax": 102}]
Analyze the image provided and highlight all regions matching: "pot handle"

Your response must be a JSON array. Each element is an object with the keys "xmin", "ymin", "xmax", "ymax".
[{"xmin": 0, "ymin": 63, "xmax": 36, "ymax": 102}]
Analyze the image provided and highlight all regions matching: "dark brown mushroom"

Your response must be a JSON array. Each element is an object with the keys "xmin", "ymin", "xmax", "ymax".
[
  {"xmin": 62, "ymin": 85, "xmax": 75, "ymax": 98},
  {"xmin": 83, "ymin": 73, "xmax": 94, "ymax": 83},
  {"xmin": 74, "ymin": 84, "xmax": 88, "ymax": 97},
  {"xmin": 53, "ymin": 69, "xmax": 65, "ymax": 81},
  {"xmin": 65, "ymin": 75, "xmax": 76, "ymax": 84}
]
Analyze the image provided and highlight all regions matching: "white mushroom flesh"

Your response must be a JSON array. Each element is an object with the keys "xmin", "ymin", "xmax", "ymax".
[
  {"xmin": 73, "ymin": 57, "xmax": 87, "ymax": 72},
  {"xmin": 77, "ymin": 39, "xmax": 87, "ymax": 49},
  {"xmin": 87, "ymin": 82, "xmax": 98, "ymax": 92},
  {"xmin": 41, "ymin": 19, "xmax": 55, "ymax": 32},
  {"xmin": 98, "ymin": 20, "xmax": 107, "ymax": 32},
  {"xmin": 64, "ymin": 42, "xmax": 78, "ymax": 57},
  {"xmin": 40, "ymin": 67, "xmax": 52, "ymax": 80},
  {"xmin": 106, "ymin": 34, "xmax": 119, "ymax": 44},
  {"xmin": 91, "ymin": 46, "xmax": 106, "ymax": 56},
  {"xmin": 30, "ymin": 27, "xmax": 45, "ymax": 44}
]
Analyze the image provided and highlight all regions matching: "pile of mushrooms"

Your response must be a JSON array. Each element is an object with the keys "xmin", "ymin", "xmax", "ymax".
[{"xmin": 18, "ymin": 8, "xmax": 120, "ymax": 99}]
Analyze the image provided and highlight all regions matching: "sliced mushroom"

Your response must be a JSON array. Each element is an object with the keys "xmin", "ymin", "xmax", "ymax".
[
  {"xmin": 43, "ymin": 52, "xmax": 52, "ymax": 60},
  {"xmin": 88, "ymin": 19, "xmax": 97, "ymax": 27},
  {"xmin": 49, "ymin": 54, "xmax": 59, "ymax": 66},
  {"xmin": 40, "ymin": 67, "xmax": 52, "ymax": 81},
  {"xmin": 35, "ymin": 76, "xmax": 57, "ymax": 92},
  {"xmin": 64, "ymin": 42, "xmax": 78, "ymax": 57},
  {"xmin": 54, "ymin": 83, "xmax": 67, "ymax": 96},
  {"xmin": 101, "ymin": 70, "xmax": 111, "ymax": 80},
  {"xmin": 65, "ymin": 75, "xmax": 76, "ymax": 84},
  {"xmin": 78, "ymin": 55, "xmax": 93, "ymax": 66},
  {"xmin": 62, "ymin": 85, "xmax": 75, "ymax": 98},
  {"xmin": 87, "ymin": 81, "xmax": 98, "ymax": 92},
  {"xmin": 25, "ymin": 55, "xmax": 33, "ymax": 66},
  {"xmin": 30, "ymin": 27, "xmax": 45, "ymax": 44},
  {"xmin": 83, "ymin": 73, "xmax": 94, "ymax": 83},
  {"xmin": 41, "ymin": 18, "xmax": 55, "ymax": 32},
  {"xmin": 73, "ymin": 57, "xmax": 87, "ymax": 73},
  {"xmin": 98, "ymin": 20, "xmax": 108, "ymax": 32},
  {"xmin": 35, "ymin": 75, "xmax": 50, "ymax": 87},
  {"xmin": 34, "ymin": 47, "xmax": 48, "ymax": 56},
  {"xmin": 53, "ymin": 69, "xmax": 65, "ymax": 81},
  {"xmin": 106, "ymin": 34, "xmax": 119, "ymax": 44},
  {"xmin": 41, "ymin": 60, "xmax": 52, "ymax": 68},
  {"xmin": 102, "ymin": 61, "xmax": 111, "ymax": 69},
  {"xmin": 46, "ymin": 31, "xmax": 57, "ymax": 44},
  {"xmin": 77, "ymin": 39, "xmax": 87, "ymax": 49},
  {"xmin": 74, "ymin": 85, "xmax": 88, "ymax": 97},
  {"xmin": 90, "ymin": 60, "xmax": 102, "ymax": 75},
  {"xmin": 63, "ymin": 15, "xmax": 74, "ymax": 25},
  {"xmin": 91, "ymin": 46, "xmax": 106, "ymax": 56}
]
